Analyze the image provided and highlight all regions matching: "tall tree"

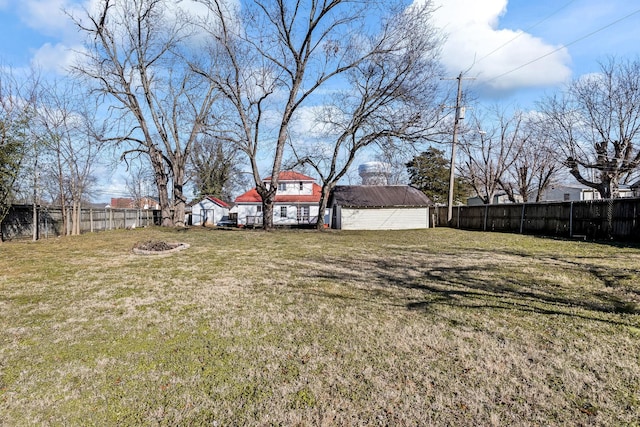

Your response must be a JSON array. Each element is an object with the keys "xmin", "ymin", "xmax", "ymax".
[
  {"xmin": 189, "ymin": 135, "xmax": 246, "ymax": 201},
  {"xmin": 407, "ymin": 147, "xmax": 469, "ymax": 205},
  {"xmin": 124, "ymin": 158, "xmax": 157, "ymax": 207},
  {"xmin": 195, "ymin": 0, "xmax": 441, "ymax": 230},
  {"xmin": 288, "ymin": 2, "xmax": 444, "ymax": 228},
  {"xmin": 35, "ymin": 80, "xmax": 105, "ymax": 235},
  {"xmin": 0, "ymin": 69, "xmax": 37, "ymax": 242},
  {"xmin": 71, "ymin": 0, "xmax": 219, "ymax": 226},
  {"xmin": 500, "ymin": 118, "xmax": 560, "ymax": 202},
  {"xmin": 459, "ymin": 107, "xmax": 526, "ymax": 204},
  {"xmin": 539, "ymin": 57, "xmax": 640, "ymax": 198}
]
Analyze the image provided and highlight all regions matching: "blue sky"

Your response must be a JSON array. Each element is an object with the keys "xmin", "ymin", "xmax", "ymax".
[
  {"xmin": 2, "ymin": 0, "xmax": 638, "ymax": 102},
  {"xmin": 1, "ymin": 0, "xmax": 639, "ymax": 198}
]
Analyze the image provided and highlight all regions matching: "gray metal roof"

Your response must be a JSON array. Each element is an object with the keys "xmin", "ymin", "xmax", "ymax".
[{"xmin": 329, "ymin": 185, "xmax": 432, "ymax": 208}]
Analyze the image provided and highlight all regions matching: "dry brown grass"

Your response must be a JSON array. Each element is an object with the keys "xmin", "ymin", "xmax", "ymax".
[{"xmin": 1, "ymin": 227, "xmax": 639, "ymax": 425}]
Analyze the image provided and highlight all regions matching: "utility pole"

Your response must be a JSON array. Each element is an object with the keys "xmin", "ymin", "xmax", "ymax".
[{"xmin": 446, "ymin": 72, "xmax": 471, "ymax": 223}]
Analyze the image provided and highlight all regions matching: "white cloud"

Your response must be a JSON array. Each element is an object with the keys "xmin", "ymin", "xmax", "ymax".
[
  {"xmin": 30, "ymin": 42, "xmax": 81, "ymax": 74},
  {"xmin": 22, "ymin": 0, "xmax": 74, "ymax": 35},
  {"xmin": 425, "ymin": 0, "xmax": 572, "ymax": 94}
]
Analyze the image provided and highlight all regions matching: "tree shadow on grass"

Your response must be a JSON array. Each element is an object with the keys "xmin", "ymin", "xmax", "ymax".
[{"xmin": 301, "ymin": 250, "xmax": 640, "ymax": 327}]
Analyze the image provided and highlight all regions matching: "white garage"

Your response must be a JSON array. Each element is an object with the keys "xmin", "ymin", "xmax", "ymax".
[{"xmin": 329, "ymin": 186, "xmax": 432, "ymax": 230}]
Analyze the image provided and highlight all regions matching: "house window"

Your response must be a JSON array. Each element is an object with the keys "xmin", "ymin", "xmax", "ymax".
[
  {"xmin": 280, "ymin": 206, "xmax": 288, "ymax": 218},
  {"xmin": 563, "ymin": 193, "xmax": 571, "ymax": 201},
  {"xmin": 299, "ymin": 182, "xmax": 304, "ymax": 191},
  {"xmin": 278, "ymin": 183, "xmax": 287, "ymax": 191},
  {"xmin": 257, "ymin": 205, "xmax": 262, "ymax": 213}
]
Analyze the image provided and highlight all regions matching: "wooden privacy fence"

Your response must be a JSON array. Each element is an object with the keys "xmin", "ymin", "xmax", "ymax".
[
  {"xmin": 2, "ymin": 204, "xmax": 161, "ymax": 241},
  {"xmin": 434, "ymin": 198, "xmax": 640, "ymax": 241}
]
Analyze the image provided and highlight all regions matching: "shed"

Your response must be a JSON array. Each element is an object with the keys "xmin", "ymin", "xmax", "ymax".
[
  {"xmin": 329, "ymin": 185, "xmax": 432, "ymax": 230},
  {"xmin": 189, "ymin": 196, "xmax": 230, "ymax": 226}
]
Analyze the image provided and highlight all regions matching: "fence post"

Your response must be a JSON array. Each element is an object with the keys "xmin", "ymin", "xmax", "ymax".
[
  {"xmin": 569, "ymin": 201, "xmax": 574, "ymax": 238},
  {"xmin": 483, "ymin": 205, "xmax": 488, "ymax": 231},
  {"xmin": 520, "ymin": 204, "xmax": 526, "ymax": 234},
  {"xmin": 90, "ymin": 209, "xmax": 94, "ymax": 233}
]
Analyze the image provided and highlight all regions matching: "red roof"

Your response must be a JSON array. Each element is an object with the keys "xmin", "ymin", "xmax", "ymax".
[
  {"xmin": 235, "ymin": 183, "xmax": 322, "ymax": 203},
  {"xmin": 263, "ymin": 171, "xmax": 316, "ymax": 182},
  {"xmin": 205, "ymin": 196, "xmax": 230, "ymax": 208}
]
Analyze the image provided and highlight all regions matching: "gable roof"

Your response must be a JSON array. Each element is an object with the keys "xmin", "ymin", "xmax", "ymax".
[
  {"xmin": 189, "ymin": 196, "xmax": 231, "ymax": 208},
  {"xmin": 329, "ymin": 185, "xmax": 432, "ymax": 208},
  {"xmin": 263, "ymin": 171, "xmax": 315, "ymax": 182},
  {"xmin": 205, "ymin": 196, "xmax": 230, "ymax": 208},
  {"xmin": 235, "ymin": 183, "xmax": 322, "ymax": 204}
]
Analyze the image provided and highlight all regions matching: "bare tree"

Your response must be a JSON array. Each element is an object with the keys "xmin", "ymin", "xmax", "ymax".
[
  {"xmin": 71, "ymin": 0, "xmax": 219, "ymax": 226},
  {"xmin": 500, "ymin": 118, "xmax": 560, "ymax": 202},
  {"xmin": 124, "ymin": 157, "xmax": 157, "ymax": 207},
  {"xmin": 194, "ymin": 0, "xmax": 440, "ymax": 230},
  {"xmin": 459, "ymin": 106, "xmax": 527, "ymax": 204},
  {"xmin": 288, "ymin": 2, "xmax": 444, "ymax": 228},
  {"xmin": 34, "ymin": 80, "xmax": 105, "ymax": 235},
  {"xmin": 539, "ymin": 57, "xmax": 640, "ymax": 198}
]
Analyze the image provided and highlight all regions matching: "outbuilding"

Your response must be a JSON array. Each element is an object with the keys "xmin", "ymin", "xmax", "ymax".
[
  {"xmin": 329, "ymin": 185, "xmax": 432, "ymax": 230},
  {"xmin": 189, "ymin": 196, "xmax": 230, "ymax": 226}
]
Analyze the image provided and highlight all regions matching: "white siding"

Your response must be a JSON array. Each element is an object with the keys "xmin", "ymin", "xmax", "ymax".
[
  {"xmin": 237, "ymin": 204, "xmax": 261, "ymax": 226},
  {"xmin": 340, "ymin": 207, "xmax": 429, "ymax": 230},
  {"xmin": 237, "ymin": 203, "xmax": 320, "ymax": 226},
  {"xmin": 191, "ymin": 201, "xmax": 229, "ymax": 225},
  {"xmin": 275, "ymin": 181, "xmax": 314, "ymax": 196}
]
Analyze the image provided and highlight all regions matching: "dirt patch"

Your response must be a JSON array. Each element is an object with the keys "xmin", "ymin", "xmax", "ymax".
[{"xmin": 132, "ymin": 240, "xmax": 189, "ymax": 255}]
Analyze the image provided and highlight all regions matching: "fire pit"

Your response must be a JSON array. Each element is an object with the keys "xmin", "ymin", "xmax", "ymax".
[{"xmin": 132, "ymin": 240, "xmax": 190, "ymax": 255}]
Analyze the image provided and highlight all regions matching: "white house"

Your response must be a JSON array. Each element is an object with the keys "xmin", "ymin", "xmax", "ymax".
[
  {"xmin": 631, "ymin": 180, "xmax": 640, "ymax": 197},
  {"xmin": 329, "ymin": 185, "xmax": 432, "ymax": 230},
  {"xmin": 467, "ymin": 192, "xmax": 522, "ymax": 206},
  {"xmin": 540, "ymin": 184, "xmax": 633, "ymax": 202},
  {"xmin": 234, "ymin": 171, "xmax": 322, "ymax": 227},
  {"xmin": 189, "ymin": 196, "xmax": 230, "ymax": 226}
]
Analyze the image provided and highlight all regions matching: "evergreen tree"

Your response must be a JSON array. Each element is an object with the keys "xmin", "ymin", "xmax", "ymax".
[{"xmin": 406, "ymin": 147, "xmax": 469, "ymax": 205}]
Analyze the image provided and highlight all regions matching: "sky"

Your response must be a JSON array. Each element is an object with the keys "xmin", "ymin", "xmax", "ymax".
[{"xmin": 1, "ymin": 0, "xmax": 639, "ymax": 199}]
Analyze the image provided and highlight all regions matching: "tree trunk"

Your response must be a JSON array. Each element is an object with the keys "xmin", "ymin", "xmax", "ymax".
[
  {"xmin": 315, "ymin": 184, "xmax": 333, "ymax": 230},
  {"xmin": 75, "ymin": 201, "xmax": 81, "ymax": 235},
  {"xmin": 263, "ymin": 199, "xmax": 274, "ymax": 230},
  {"xmin": 150, "ymin": 149, "xmax": 173, "ymax": 227},
  {"xmin": 172, "ymin": 164, "xmax": 186, "ymax": 227},
  {"xmin": 32, "ymin": 202, "xmax": 38, "ymax": 241}
]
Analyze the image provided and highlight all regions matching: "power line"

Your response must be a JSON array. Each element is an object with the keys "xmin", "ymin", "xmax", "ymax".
[
  {"xmin": 472, "ymin": 0, "xmax": 577, "ymax": 67},
  {"xmin": 485, "ymin": 6, "xmax": 640, "ymax": 84}
]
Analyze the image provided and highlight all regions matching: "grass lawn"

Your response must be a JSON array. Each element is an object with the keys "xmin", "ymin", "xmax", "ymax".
[{"xmin": 1, "ymin": 227, "xmax": 639, "ymax": 425}]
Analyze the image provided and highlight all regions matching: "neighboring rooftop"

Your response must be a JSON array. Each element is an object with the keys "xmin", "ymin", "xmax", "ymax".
[
  {"xmin": 329, "ymin": 185, "xmax": 432, "ymax": 208},
  {"xmin": 235, "ymin": 184, "xmax": 322, "ymax": 203},
  {"xmin": 263, "ymin": 171, "xmax": 316, "ymax": 182}
]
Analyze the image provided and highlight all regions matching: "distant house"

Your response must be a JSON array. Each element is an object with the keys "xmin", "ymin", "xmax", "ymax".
[
  {"xmin": 234, "ymin": 171, "xmax": 322, "ymax": 227},
  {"xmin": 137, "ymin": 197, "xmax": 160, "ymax": 210},
  {"xmin": 110, "ymin": 197, "xmax": 135, "ymax": 209},
  {"xmin": 329, "ymin": 185, "xmax": 432, "ymax": 230},
  {"xmin": 189, "ymin": 196, "xmax": 230, "ymax": 226},
  {"xmin": 467, "ymin": 192, "xmax": 522, "ymax": 206},
  {"xmin": 631, "ymin": 180, "xmax": 640, "ymax": 197},
  {"xmin": 540, "ymin": 184, "xmax": 633, "ymax": 202},
  {"xmin": 109, "ymin": 197, "xmax": 159, "ymax": 209}
]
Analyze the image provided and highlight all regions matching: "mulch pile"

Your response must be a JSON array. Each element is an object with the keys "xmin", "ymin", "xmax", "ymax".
[{"xmin": 133, "ymin": 240, "xmax": 179, "ymax": 252}]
